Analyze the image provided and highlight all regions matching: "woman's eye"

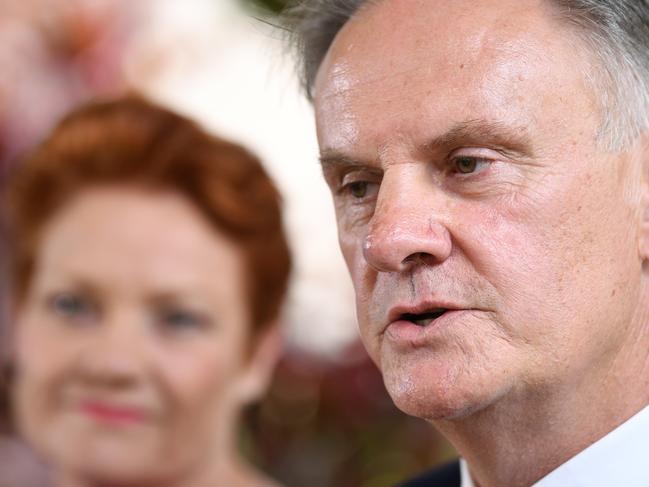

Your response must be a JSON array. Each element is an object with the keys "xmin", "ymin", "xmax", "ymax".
[
  {"xmin": 159, "ymin": 310, "xmax": 206, "ymax": 332},
  {"xmin": 49, "ymin": 293, "xmax": 93, "ymax": 319}
]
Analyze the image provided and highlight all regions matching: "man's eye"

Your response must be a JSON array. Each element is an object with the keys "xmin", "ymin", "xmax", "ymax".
[
  {"xmin": 451, "ymin": 155, "xmax": 492, "ymax": 175},
  {"xmin": 340, "ymin": 179, "xmax": 379, "ymax": 201},
  {"xmin": 348, "ymin": 181, "xmax": 369, "ymax": 198},
  {"xmin": 49, "ymin": 293, "xmax": 93, "ymax": 319}
]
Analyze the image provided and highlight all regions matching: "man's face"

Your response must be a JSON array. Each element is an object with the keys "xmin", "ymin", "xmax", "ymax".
[{"xmin": 314, "ymin": 0, "xmax": 647, "ymax": 420}]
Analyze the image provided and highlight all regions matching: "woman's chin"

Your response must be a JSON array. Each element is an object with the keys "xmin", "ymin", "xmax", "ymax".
[
  {"xmin": 59, "ymin": 461, "xmax": 174, "ymax": 487},
  {"xmin": 46, "ymin": 436, "xmax": 173, "ymax": 486}
]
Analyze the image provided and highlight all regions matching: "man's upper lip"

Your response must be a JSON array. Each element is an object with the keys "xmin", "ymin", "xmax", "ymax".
[{"xmin": 387, "ymin": 301, "xmax": 465, "ymax": 323}]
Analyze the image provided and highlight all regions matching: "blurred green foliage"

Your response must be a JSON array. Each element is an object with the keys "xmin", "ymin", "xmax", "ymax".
[{"xmin": 245, "ymin": 345, "xmax": 455, "ymax": 487}]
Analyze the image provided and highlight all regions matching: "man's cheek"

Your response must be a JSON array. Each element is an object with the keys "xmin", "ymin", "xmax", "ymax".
[{"xmin": 339, "ymin": 230, "xmax": 366, "ymax": 280}]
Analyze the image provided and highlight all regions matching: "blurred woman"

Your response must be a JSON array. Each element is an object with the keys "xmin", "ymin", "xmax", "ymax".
[{"xmin": 3, "ymin": 96, "xmax": 291, "ymax": 487}]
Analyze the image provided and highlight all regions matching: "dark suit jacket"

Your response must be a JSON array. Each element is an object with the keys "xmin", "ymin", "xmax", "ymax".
[{"xmin": 397, "ymin": 460, "xmax": 461, "ymax": 487}]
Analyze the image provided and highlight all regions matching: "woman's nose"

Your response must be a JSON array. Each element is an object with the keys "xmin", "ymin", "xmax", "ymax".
[{"xmin": 75, "ymin": 314, "xmax": 143, "ymax": 388}]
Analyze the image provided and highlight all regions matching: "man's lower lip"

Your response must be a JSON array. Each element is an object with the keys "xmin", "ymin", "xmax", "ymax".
[
  {"xmin": 384, "ymin": 310, "xmax": 463, "ymax": 347},
  {"xmin": 80, "ymin": 402, "xmax": 146, "ymax": 424}
]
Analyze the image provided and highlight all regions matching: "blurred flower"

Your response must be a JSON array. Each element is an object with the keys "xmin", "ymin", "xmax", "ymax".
[{"xmin": 0, "ymin": 0, "xmax": 144, "ymax": 170}]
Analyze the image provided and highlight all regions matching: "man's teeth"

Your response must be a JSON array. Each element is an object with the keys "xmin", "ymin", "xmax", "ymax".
[
  {"xmin": 413, "ymin": 317, "xmax": 435, "ymax": 327},
  {"xmin": 402, "ymin": 309, "xmax": 448, "ymax": 326}
]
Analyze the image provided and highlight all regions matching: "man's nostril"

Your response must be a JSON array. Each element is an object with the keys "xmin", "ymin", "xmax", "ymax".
[
  {"xmin": 404, "ymin": 252, "xmax": 432, "ymax": 262},
  {"xmin": 402, "ymin": 252, "xmax": 437, "ymax": 268}
]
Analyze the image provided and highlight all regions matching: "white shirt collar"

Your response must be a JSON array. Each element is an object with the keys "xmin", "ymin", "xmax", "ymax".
[
  {"xmin": 460, "ymin": 458, "xmax": 475, "ymax": 487},
  {"xmin": 460, "ymin": 404, "xmax": 649, "ymax": 487}
]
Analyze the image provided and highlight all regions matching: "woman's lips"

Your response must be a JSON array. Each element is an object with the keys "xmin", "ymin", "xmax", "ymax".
[{"xmin": 79, "ymin": 401, "xmax": 147, "ymax": 424}]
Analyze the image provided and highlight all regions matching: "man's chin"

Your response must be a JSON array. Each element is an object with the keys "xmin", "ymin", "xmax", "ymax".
[{"xmin": 381, "ymin": 362, "xmax": 505, "ymax": 422}]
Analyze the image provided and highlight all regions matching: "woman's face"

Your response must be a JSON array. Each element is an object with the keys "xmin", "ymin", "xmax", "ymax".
[{"xmin": 13, "ymin": 186, "xmax": 272, "ymax": 484}]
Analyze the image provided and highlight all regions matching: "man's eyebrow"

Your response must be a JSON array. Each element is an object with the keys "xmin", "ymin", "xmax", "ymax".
[
  {"xmin": 318, "ymin": 120, "xmax": 533, "ymax": 169},
  {"xmin": 422, "ymin": 119, "xmax": 534, "ymax": 157},
  {"xmin": 318, "ymin": 151, "xmax": 371, "ymax": 169}
]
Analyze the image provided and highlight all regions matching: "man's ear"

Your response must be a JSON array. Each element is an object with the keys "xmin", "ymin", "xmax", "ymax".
[
  {"xmin": 639, "ymin": 134, "xmax": 649, "ymax": 261},
  {"xmin": 234, "ymin": 322, "xmax": 283, "ymax": 405}
]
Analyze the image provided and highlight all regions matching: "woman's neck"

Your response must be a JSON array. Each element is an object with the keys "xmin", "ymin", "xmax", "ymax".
[{"xmin": 56, "ymin": 451, "xmax": 281, "ymax": 487}]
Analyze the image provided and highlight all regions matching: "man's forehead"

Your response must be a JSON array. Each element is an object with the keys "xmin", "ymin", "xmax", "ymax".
[
  {"xmin": 313, "ymin": 0, "xmax": 598, "ymax": 158},
  {"xmin": 317, "ymin": 0, "xmax": 568, "ymax": 99}
]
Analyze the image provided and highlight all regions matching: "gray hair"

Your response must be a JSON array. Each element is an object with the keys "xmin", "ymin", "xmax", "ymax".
[
  {"xmin": 285, "ymin": 0, "xmax": 649, "ymax": 150},
  {"xmin": 284, "ymin": 0, "xmax": 366, "ymax": 99}
]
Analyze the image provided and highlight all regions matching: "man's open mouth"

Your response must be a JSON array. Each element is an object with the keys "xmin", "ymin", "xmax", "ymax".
[{"xmin": 399, "ymin": 308, "xmax": 449, "ymax": 327}]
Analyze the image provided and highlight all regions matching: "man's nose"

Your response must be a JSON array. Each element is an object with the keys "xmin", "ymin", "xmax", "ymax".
[{"xmin": 362, "ymin": 178, "xmax": 452, "ymax": 273}]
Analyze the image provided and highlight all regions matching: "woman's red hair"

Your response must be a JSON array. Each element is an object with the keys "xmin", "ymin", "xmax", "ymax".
[{"xmin": 3, "ymin": 95, "xmax": 291, "ymax": 330}]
